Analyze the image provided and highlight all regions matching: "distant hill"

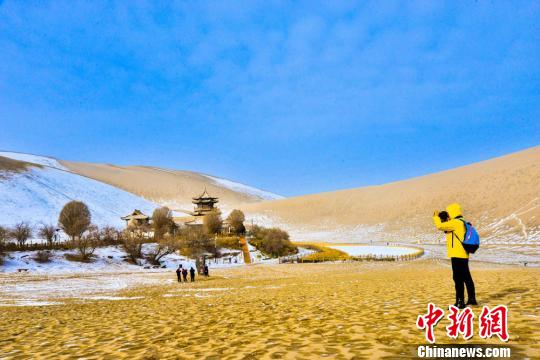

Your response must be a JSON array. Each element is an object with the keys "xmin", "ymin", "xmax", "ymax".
[
  {"xmin": 2, "ymin": 147, "xmax": 538, "ymax": 250},
  {"xmin": 240, "ymin": 146, "xmax": 540, "ymax": 246},
  {"xmin": 0, "ymin": 152, "xmax": 156, "ymax": 228},
  {"xmin": 0, "ymin": 151, "xmax": 282, "ymax": 228}
]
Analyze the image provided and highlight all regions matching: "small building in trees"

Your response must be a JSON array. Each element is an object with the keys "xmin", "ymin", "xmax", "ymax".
[{"xmin": 121, "ymin": 209, "xmax": 150, "ymax": 227}]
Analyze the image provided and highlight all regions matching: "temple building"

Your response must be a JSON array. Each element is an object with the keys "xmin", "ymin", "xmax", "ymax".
[
  {"xmin": 191, "ymin": 188, "xmax": 219, "ymax": 216},
  {"xmin": 121, "ymin": 209, "xmax": 150, "ymax": 227},
  {"xmin": 170, "ymin": 189, "xmax": 221, "ymax": 228}
]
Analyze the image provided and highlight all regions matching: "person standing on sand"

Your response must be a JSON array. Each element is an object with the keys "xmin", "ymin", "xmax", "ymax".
[
  {"xmin": 176, "ymin": 264, "xmax": 186, "ymax": 282},
  {"xmin": 182, "ymin": 267, "xmax": 188, "ymax": 282},
  {"xmin": 204, "ymin": 264, "xmax": 209, "ymax": 277},
  {"xmin": 190, "ymin": 266, "xmax": 196, "ymax": 282},
  {"xmin": 433, "ymin": 203, "xmax": 477, "ymax": 309}
]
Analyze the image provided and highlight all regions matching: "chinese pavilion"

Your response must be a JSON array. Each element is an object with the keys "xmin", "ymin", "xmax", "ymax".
[{"xmin": 192, "ymin": 188, "xmax": 219, "ymax": 216}]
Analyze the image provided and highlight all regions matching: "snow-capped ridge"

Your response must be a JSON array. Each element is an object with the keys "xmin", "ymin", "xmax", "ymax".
[{"xmin": 0, "ymin": 151, "xmax": 68, "ymax": 171}]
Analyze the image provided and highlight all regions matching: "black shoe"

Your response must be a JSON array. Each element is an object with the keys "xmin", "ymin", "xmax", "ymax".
[
  {"xmin": 466, "ymin": 299, "xmax": 478, "ymax": 306},
  {"xmin": 454, "ymin": 299, "xmax": 466, "ymax": 309}
]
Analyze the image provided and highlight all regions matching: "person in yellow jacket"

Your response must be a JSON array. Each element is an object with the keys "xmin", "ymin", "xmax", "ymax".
[{"xmin": 433, "ymin": 203, "xmax": 477, "ymax": 309}]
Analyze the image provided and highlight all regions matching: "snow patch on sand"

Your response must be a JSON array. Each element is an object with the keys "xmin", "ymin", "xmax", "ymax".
[
  {"xmin": 80, "ymin": 295, "xmax": 144, "ymax": 301},
  {"xmin": 327, "ymin": 245, "xmax": 419, "ymax": 257},
  {"xmin": 0, "ymin": 300, "xmax": 64, "ymax": 307}
]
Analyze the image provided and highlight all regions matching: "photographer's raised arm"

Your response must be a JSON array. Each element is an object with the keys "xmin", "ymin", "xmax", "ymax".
[{"xmin": 433, "ymin": 211, "xmax": 459, "ymax": 232}]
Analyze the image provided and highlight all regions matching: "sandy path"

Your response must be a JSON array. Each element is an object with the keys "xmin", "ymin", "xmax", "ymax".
[{"xmin": 0, "ymin": 260, "xmax": 538, "ymax": 359}]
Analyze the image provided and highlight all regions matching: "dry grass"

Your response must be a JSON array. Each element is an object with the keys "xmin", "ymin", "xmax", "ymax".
[
  {"xmin": 0, "ymin": 156, "xmax": 41, "ymax": 178},
  {"xmin": 1, "ymin": 260, "xmax": 538, "ymax": 359},
  {"xmin": 295, "ymin": 242, "xmax": 351, "ymax": 262}
]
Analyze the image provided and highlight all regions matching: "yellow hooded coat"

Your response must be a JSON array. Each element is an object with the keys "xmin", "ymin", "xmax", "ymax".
[{"xmin": 433, "ymin": 203, "xmax": 469, "ymax": 259}]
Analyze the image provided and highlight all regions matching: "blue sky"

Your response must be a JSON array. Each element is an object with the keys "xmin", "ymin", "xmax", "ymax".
[{"xmin": 0, "ymin": 1, "xmax": 538, "ymax": 196}]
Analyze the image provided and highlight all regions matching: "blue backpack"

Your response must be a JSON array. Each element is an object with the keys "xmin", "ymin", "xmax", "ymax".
[{"xmin": 455, "ymin": 218, "xmax": 480, "ymax": 254}]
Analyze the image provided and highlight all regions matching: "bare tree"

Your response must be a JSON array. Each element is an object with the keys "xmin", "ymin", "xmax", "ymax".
[
  {"xmin": 59, "ymin": 201, "xmax": 91, "ymax": 241},
  {"xmin": 149, "ymin": 236, "xmax": 181, "ymax": 265},
  {"xmin": 71, "ymin": 224, "xmax": 99, "ymax": 261},
  {"xmin": 38, "ymin": 224, "xmax": 56, "ymax": 246},
  {"xmin": 100, "ymin": 226, "xmax": 120, "ymax": 245},
  {"xmin": 121, "ymin": 229, "xmax": 145, "ymax": 263},
  {"xmin": 11, "ymin": 222, "xmax": 32, "ymax": 248},
  {"xmin": 203, "ymin": 209, "xmax": 222, "ymax": 235},
  {"xmin": 227, "ymin": 209, "xmax": 246, "ymax": 235},
  {"xmin": 179, "ymin": 226, "xmax": 216, "ymax": 259},
  {"xmin": 152, "ymin": 207, "xmax": 174, "ymax": 240}
]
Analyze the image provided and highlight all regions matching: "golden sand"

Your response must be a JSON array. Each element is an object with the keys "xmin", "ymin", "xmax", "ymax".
[{"xmin": 1, "ymin": 260, "xmax": 538, "ymax": 359}]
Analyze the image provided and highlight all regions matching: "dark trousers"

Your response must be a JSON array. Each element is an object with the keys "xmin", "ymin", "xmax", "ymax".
[
  {"xmin": 177, "ymin": 274, "xmax": 181, "ymax": 282},
  {"xmin": 451, "ymin": 258, "xmax": 476, "ymax": 301}
]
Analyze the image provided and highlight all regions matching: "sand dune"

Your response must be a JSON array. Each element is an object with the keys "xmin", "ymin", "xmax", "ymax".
[
  {"xmin": 62, "ymin": 161, "xmax": 282, "ymax": 213},
  {"xmin": 241, "ymin": 146, "xmax": 540, "ymax": 245},
  {"xmin": 5, "ymin": 147, "xmax": 537, "ymax": 247}
]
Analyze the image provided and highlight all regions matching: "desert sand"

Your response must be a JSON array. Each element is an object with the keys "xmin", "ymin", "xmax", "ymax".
[
  {"xmin": 1, "ymin": 260, "xmax": 538, "ymax": 359},
  {"xmin": 241, "ymin": 146, "xmax": 540, "ymax": 246}
]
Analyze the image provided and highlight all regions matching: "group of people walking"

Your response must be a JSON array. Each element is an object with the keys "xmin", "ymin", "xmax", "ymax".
[{"xmin": 175, "ymin": 264, "xmax": 210, "ymax": 282}]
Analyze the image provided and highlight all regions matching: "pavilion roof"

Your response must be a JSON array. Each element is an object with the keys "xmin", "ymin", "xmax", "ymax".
[
  {"xmin": 121, "ymin": 209, "xmax": 149, "ymax": 220},
  {"xmin": 192, "ymin": 188, "xmax": 218, "ymax": 201}
]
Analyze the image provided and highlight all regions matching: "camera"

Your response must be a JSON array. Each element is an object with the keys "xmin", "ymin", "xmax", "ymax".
[{"xmin": 438, "ymin": 211, "xmax": 450, "ymax": 222}]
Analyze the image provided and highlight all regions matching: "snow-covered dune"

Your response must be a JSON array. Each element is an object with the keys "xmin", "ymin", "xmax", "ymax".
[{"xmin": 0, "ymin": 153, "xmax": 157, "ymax": 228}]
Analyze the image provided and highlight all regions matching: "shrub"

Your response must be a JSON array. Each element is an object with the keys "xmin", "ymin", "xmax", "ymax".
[
  {"xmin": 203, "ymin": 209, "xmax": 222, "ymax": 235},
  {"xmin": 38, "ymin": 224, "xmax": 56, "ymax": 246},
  {"xmin": 226, "ymin": 209, "xmax": 246, "ymax": 235},
  {"xmin": 298, "ymin": 243, "xmax": 350, "ymax": 262},
  {"xmin": 11, "ymin": 222, "xmax": 32, "ymax": 248},
  {"xmin": 152, "ymin": 207, "xmax": 175, "ymax": 240},
  {"xmin": 216, "ymin": 236, "xmax": 241, "ymax": 250},
  {"xmin": 249, "ymin": 225, "xmax": 297, "ymax": 257},
  {"xmin": 59, "ymin": 201, "xmax": 91, "ymax": 241},
  {"xmin": 34, "ymin": 250, "xmax": 53, "ymax": 263}
]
